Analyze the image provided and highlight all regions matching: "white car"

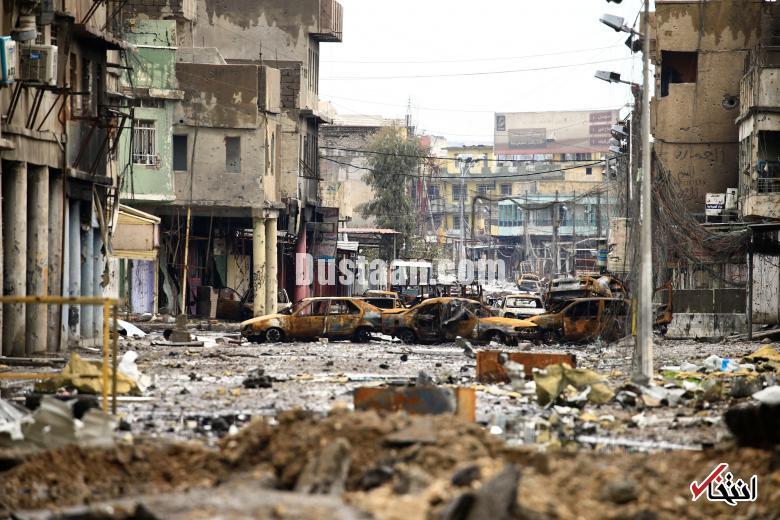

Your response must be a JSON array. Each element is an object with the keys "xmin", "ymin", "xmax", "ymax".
[{"xmin": 497, "ymin": 293, "xmax": 546, "ymax": 319}]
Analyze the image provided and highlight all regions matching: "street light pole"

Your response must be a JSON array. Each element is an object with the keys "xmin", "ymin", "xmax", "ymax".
[
  {"xmin": 458, "ymin": 158, "xmax": 473, "ymax": 266},
  {"xmin": 637, "ymin": 0, "xmax": 653, "ymax": 381}
]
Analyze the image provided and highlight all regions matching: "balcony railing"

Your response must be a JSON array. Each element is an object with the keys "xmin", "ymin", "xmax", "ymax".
[{"xmin": 757, "ymin": 177, "xmax": 780, "ymax": 193}]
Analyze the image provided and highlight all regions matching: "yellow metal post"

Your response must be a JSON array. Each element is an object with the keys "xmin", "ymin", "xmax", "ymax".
[
  {"xmin": 102, "ymin": 301, "xmax": 110, "ymax": 412},
  {"xmin": 111, "ymin": 304, "xmax": 119, "ymax": 414}
]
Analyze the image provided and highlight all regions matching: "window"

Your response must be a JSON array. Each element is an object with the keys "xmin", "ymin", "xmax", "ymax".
[
  {"xmin": 477, "ymin": 184, "xmax": 493, "ymax": 195},
  {"xmin": 226, "ymin": 136, "xmax": 241, "ymax": 173},
  {"xmin": 661, "ymin": 51, "xmax": 698, "ymax": 97},
  {"xmin": 81, "ymin": 57, "xmax": 92, "ymax": 116},
  {"xmin": 535, "ymin": 208, "xmax": 552, "ymax": 226},
  {"xmin": 569, "ymin": 300, "xmax": 599, "ymax": 318},
  {"xmin": 453, "ymin": 214, "xmax": 461, "ymax": 230},
  {"xmin": 69, "ymin": 53, "xmax": 79, "ymax": 114},
  {"xmin": 452, "ymin": 184, "xmax": 464, "ymax": 201},
  {"xmin": 427, "ymin": 184, "xmax": 440, "ymax": 198},
  {"xmin": 329, "ymin": 300, "xmax": 359, "ymax": 315},
  {"xmin": 173, "ymin": 135, "xmax": 188, "ymax": 171},
  {"xmin": 297, "ymin": 300, "xmax": 329, "ymax": 316},
  {"xmin": 132, "ymin": 120, "xmax": 157, "ymax": 166},
  {"xmin": 496, "ymin": 115, "xmax": 506, "ymax": 131},
  {"xmin": 500, "ymin": 184, "xmax": 512, "ymax": 195},
  {"xmin": 586, "ymin": 167, "xmax": 593, "ymax": 176}
]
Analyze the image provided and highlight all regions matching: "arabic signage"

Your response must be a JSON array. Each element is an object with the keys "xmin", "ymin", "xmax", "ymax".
[
  {"xmin": 494, "ymin": 109, "xmax": 621, "ymax": 154},
  {"xmin": 690, "ymin": 463, "xmax": 758, "ymax": 506}
]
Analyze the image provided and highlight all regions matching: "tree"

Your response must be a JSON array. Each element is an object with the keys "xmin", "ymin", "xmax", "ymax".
[{"xmin": 358, "ymin": 126, "xmax": 427, "ymax": 260}]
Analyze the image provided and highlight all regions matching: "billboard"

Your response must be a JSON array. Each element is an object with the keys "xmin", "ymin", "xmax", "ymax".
[{"xmin": 494, "ymin": 109, "xmax": 621, "ymax": 155}]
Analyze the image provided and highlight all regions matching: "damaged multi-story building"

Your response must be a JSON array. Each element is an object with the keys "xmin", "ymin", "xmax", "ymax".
[
  {"xmin": 648, "ymin": 0, "xmax": 780, "ymax": 337},
  {"xmin": 0, "ymin": 0, "xmax": 131, "ymax": 356},
  {"xmin": 116, "ymin": 0, "xmax": 343, "ymax": 314}
]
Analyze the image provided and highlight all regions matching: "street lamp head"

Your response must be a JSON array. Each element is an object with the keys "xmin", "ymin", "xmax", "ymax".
[
  {"xmin": 594, "ymin": 70, "xmax": 622, "ymax": 83},
  {"xmin": 600, "ymin": 13, "xmax": 627, "ymax": 32}
]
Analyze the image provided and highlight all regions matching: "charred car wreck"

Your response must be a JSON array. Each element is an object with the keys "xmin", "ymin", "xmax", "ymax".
[{"xmin": 382, "ymin": 297, "xmax": 537, "ymax": 345}]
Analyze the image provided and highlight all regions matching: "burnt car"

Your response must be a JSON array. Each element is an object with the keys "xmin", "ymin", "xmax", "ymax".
[
  {"xmin": 497, "ymin": 293, "xmax": 546, "ymax": 319},
  {"xmin": 358, "ymin": 290, "xmax": 407, "ymax": 310},
  {"xmin": 528, "ymin": 297, "xmax": 630, "ymax": 343},
  {"xmin": 381, "ymin": 297, "xmax": 537, "ymax": 345},
  {"xmin": 544, "ymin": 275, "xmax": 627, "ymax": 312},
  {"xmin": 240, "ymin": 297, "xmax": 382, "ymax": 343}
]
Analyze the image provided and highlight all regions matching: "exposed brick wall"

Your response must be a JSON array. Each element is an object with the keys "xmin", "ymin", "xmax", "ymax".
[
  {"xmin": 124, "ymin": 0, "xmax": 186, "ymax": 19},
  {"xmin": 279, "ymin": 65, "xmax": 301, "ymax": 109}
]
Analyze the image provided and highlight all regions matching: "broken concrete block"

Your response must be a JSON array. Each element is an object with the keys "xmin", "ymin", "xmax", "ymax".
[
  {"xmin": 294, "ymin": 437, "xmax": 351, "ymax": 495},
  {"xmin": 443, "ymin": 465, "xmax": 520, "ymax": 520}
]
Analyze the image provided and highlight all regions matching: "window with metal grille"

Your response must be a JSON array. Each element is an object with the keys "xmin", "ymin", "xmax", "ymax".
[{"xmin": 132, "ymin": 120, "xmax": 157, "ymax": 165}]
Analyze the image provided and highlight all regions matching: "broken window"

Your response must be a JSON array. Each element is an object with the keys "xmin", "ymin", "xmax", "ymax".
[
  {"xmin": 173, "ymin": 135, "xmax": 188, "ymax": 171},
  {"xmin": 568, "ymin": 300, "xmax": 599, "ymax": 318},
  {"xmin": 297, "ymin": 300, "xmax": 329, "ymax": 316},
  {"xmin": 225, "ymin": 136, "xmax": 241, "ymax": 173},
  {"xmin": 660, "ymin": 51, "xmax": 698, "ymax": 97},
  {"xmin": 81, "ymin": 57, "xmax": 92, "ymax": 116},
  {"xmin": 329, "ymin": 300, "xmax": 359, "ymax": 315},
  {"xmin": 132, "ymin": 120, "xmax": 157, "ymax": 166}
]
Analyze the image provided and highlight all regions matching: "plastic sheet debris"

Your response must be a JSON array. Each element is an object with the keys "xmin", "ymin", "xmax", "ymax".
[
  {"xmin": 117, "ymin": 351, "xmax": 151, "ymax": 392},
  {"xmin": 702, "ymin": 355, "xmax": 739, "ymax": 372},
  {"xmin": 0, "ymin": 397, "xmax": 31, "ymax": 441},
  {"xmin": 34, "ymin": 353, "xmax": 142, "ymax": 396},
  {"xmin": 576, "ymin": 435, "xmax": 702, "ymax": 452},
  {"xmin": 114, "ymin": 319, "xmax": 146, "ymax": 338},
  {"xmin": 752, "ymin": 385, "xmax": 780, "ymax": 405}
]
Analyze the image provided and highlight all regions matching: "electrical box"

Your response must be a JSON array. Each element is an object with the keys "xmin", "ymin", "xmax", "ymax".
[
  {"xmin": 0, "ymin": 37, "xmax": 16, "ymax": 85},
  {"xmin": 725, "ymin": 188, "xmax": 738, "ymax": 211},
  {"xmin": 19, "ymin": 44, "xmax": 57, "ymax": 85}
]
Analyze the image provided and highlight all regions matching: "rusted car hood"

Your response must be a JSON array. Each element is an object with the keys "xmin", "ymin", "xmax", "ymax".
[
  {"xmin": 527, "ymin": 313, "xmax": 562, "ymax": 330},
  {"xmin": 240, "ymin": 313, "xmax": 289, "ymax": 330},
  {"xmin": 479, "ymin": 316, "xmax": 537, "ymax": 330}
]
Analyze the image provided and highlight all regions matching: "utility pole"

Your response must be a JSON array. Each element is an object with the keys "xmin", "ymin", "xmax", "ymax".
[
  {"xmin": 552, "ymin": 190, "xmax": 560, "ymax": 277},
  {"xmin": 637, "ymin": 0, "xmax": 653, "ymax": 381},
  {"xmin": 596, "ymin": 191, "xmax": 603, "ymax": 240},
  {"xmin": 571, "ymin": 191, "xmax": 577, "ymax": 275},
  {"xmin": 457, "ymin": 157, "xmax": 473, "ymax": 266}
]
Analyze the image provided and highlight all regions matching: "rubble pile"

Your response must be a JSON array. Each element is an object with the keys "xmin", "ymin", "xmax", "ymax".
[{"xmin": 1, "ymin": 407, "xmax": 779, "ymax": 518}]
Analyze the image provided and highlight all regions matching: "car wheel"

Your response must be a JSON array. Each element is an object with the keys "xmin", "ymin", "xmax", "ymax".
[
  {"xmin": 264, "ymin": 327, "xmax": 285, "ymax": 343},
  {"xmin": 485, "ymin": 330, "xmax": 508, "ymax": 345},
  {"xmin": 397, "ymin": 328, "xmax": 416, "ymax": 344},
  {"xmin": 352, "ymin": 327, "xmax": 372, "ymax": 343}
]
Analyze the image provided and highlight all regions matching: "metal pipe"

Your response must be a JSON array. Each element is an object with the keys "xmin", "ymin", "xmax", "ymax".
[
  {"xmin": 180, "ymin": 206, "xmax": 192, "ymax": 315},
  {"xmin": 102, "ymin": 301, "xmax": 109, "ymax": 412},
  {"xmin": 748, "ymin": 230, "xmax": 754, "ymax": 341}
]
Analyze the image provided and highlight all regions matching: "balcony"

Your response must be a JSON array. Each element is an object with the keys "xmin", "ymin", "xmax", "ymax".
[
  {"xmin": 310, "ymin": 0, "xmax": 344, "ymax": 42},
  {"xmin": 739, "ymin": 66, "xmax": 780, "ymax": 122}
]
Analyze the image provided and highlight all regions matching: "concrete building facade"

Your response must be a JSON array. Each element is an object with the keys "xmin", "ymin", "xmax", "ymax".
[{"xmin": 0, "ymin": 0, "xmax": 129, "ymax": 355}]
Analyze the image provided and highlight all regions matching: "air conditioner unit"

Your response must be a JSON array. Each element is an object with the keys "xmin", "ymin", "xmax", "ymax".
[{"xmin": 19, "ymin": 44, "xmax": 57, "ymax": 85}]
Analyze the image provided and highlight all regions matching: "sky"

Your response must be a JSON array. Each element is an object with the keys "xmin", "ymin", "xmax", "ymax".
[{"xmin": 319, "ymin": 0, "xmax": 646, "ymax": 145}]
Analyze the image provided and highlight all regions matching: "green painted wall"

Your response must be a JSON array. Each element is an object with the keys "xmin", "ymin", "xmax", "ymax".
[{"xmin": 119, "ymin": 20, "xmax": 179, "ymax": 202}]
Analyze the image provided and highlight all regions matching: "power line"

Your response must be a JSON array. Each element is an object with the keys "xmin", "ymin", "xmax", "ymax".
[
  {"xmin": 321, "ymin": 146, "xmax": 617, "ymax": 164},
  {"xmin": 321, "ymin": 156, "xmax": 609, "ymax": 180},
  {"xmin": 322, "ymin": 57, "xmax": 634, "ymax": 81},
  {"xmin": 321, "ymin": 45, "xmax": 620, "ymax": 64}
]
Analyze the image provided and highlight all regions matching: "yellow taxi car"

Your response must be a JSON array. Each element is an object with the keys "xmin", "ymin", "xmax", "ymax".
[
  {"xmin": 380, "ymin": 297, "xmax": 537, "ymax": 345},
  {"xmin": 240, "ymin": 297, "xmax": 382, "ymax": 343}
]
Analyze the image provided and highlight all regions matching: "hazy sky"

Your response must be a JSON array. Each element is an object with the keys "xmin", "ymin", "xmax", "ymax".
[{"xmin": 320, "ymin": 0, "xmax": 645, "ymax": 145}]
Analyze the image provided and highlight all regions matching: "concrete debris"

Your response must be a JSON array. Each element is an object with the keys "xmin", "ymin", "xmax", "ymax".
[
  {"xmin": 724, "ymin": 402, "xmax": 780, "ymax": 449},
  {"xmin": 391, "ymin": 463, "xmax": 432, "ymax": 495},
  {"xmin": 295, "ymin": 437, "xmax": 352, "ymax": 495},
  {"xmin": 0, "ymin": 396, "xmax": 117, "ymax": 451},
  {"xmin": 602, "ymin": 479, "xmax": 639, "ymax": 504},
  {"xmin": 451, "ymin": 464, "xmax": 481, "ymax": 487},
  {"xmin": 442, "ymin": 465, "xmax": 520, "ymax": 520},
  {"xmin": 243, "ymin": 368, "xmax": 274, "ymax": 389}
]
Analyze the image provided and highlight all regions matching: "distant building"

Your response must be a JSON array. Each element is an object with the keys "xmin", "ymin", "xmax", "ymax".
[{"xmin": 319, "ymin": 113, "xmax": 405, "ymax": 227}]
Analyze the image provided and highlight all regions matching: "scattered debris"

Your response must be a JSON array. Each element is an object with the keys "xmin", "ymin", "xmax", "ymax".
[
  {"xmin": 476, "ymin": 351, "xmax": 576, "ymax": 383},
  {"xmin": 243, "ymin": 368, "xmax": 273, "ymax": 389},
  {"xmin": 115, "ymin": 319, "xmax": 147, "ymax": 338},
  {"xmin": 34, "ymin": 353, "xmax": 142, "ymax": 396},
  {"xmin": 534, "ymin": 364, "xmax": 614, "ymax": 405}
]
